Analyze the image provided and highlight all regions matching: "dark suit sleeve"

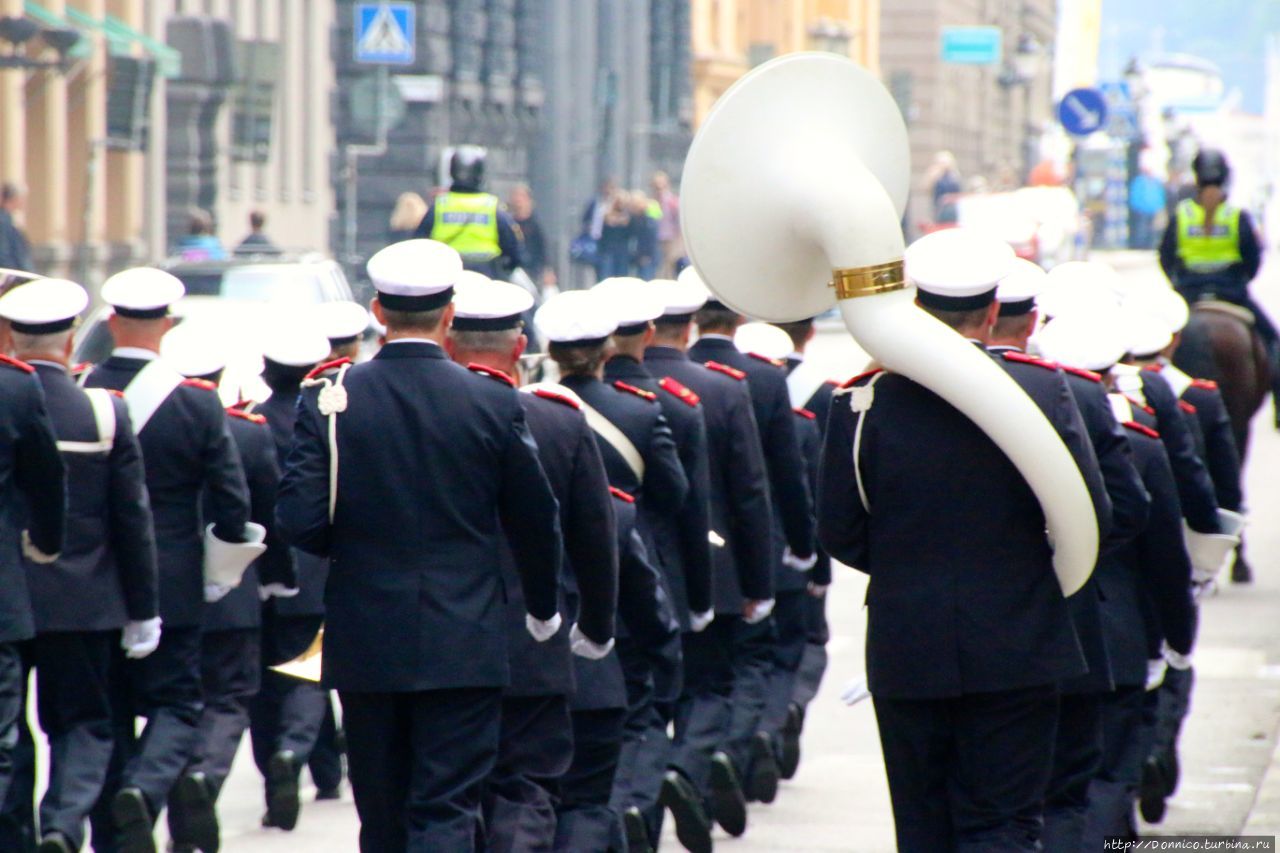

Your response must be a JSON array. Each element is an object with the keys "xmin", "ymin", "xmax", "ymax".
[
  {"xmin": 644, "ymin": 413, "xmax": 690, "ymax": 515},
  {"xmin": 413, "ymin": 204, "xmax": 434, "ymax": 239},
  {"xmin": 676, "ymin": 412, "xmax": 714, "ymax": 614},
  {"xmin": 1195, "ymin": 390, "xmax": 1243, "ymax": 511},
  {"xmin": 1077, "ymin": 384, "xmax": 1150, "ymax": 549},
  {"xmin": 725, "ymin": 386, "xmax": 775, "ymax": 600},
  {"xmin": 1238, "ymin": 209, "xmax": 1262, "ymax": 281},
  {"xmin": 1047, "ymin": 372, "xmax": 1112, "ymax": 544},
  {"xmin": 617, "ymin": 525, "xmax": 680, "ymax": 650},
  {"xmin": 817, "ymin": 394, "xmax": 869, "ymax": 572},
  {"xmin": 762, "ymin": 377, "xmax": 816, "ymax": 557},
  {"xmin": 1158, "ymin": 216, "xmax": 1182, "ymax": 283},
  {"xmin": 242, "ymin": 425, "xmax": 297, "ymax": 589},
  {"xmin": 1144, "ymin": 377, "xmax": 1219, "ymax": 532},
  {"xmin": 106, "ymin": 399, "xmax": 158, "ymax": 621},
  {"xmin": 275, "ymin": 391, "xmax": 334, "ymax": 556},
  {"xmin": 199, "ymin": 394, "xmax": 251, "ymax": 542},
  {"xmin": 1136, "ymin": 447, "xmax": 1196, "ymax": 655},
  {"xmin": 14, "ymin": 376, "xmax": 65, "ymax": 556},
  {"xmin": 563, "ymin": 421, "xmax": 618, "ymax": 645},
  {"xmin": 498, "ymin": 405, "xmax": 563, "ymax": 622},
  {"xmin": 801, "ymin": 419, "xmax": 833, "ymax": 586}
]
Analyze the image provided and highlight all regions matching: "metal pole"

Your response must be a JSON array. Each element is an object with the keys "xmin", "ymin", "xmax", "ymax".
[{"xmin": 341, "ymin": 65, "xmax": 392, "ymax": 265}]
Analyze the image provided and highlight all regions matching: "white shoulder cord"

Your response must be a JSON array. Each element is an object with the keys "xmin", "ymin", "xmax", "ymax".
[
  {"xmin": 847, "ymin": 371, "xmax": 886, "ymax": 514},
  {"xmin": 300, "ymin": 362, "xmax": 352, "ymax": 522}
]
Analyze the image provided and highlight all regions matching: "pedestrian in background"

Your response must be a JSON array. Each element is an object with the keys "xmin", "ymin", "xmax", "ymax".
[
  {"xmin": 576, "ymin": 178, "xmax": 618, "ymax": 279},
  {"xmin": 597, "ymin": 192, "xmax": 633, "ymax": 279},
  {"xmin": 0, "ymin": 183, "xmax": 33, "ymax": 273},
  {"xmin": 509, "ymin": 183, "xmax": 555, "ymax": 287},
  {"xmin": 651, "ymin": 171, "xmax": 681, "ymax": 278},
  {"xmin": 235, "ymin": 211, "xmax": 283, "ymax": 256},
  {"xmin": 177, "ymin": 209, "xmax": 228, "ymax": 262},
  {"xmin": 926, "ymin": 151, "xmax": 962, "ymax": 225},
  {"xmin": 387, "ymin": 193, "xmax": 428, "ymax": 245},
  {"xmin": 629, "ymin": 191, "xmax": 660, "ymax": 280}
]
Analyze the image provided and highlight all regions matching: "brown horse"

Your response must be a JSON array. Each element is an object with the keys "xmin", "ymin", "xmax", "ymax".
[{"xmin": 1172, "ymin": 300, "xmax": 1270, "ymax": 462}]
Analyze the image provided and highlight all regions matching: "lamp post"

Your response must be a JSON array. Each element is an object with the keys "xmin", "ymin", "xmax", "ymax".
[
  {"xmin": 0, "ymin": 16, "xmax": 80, "ymax": 71},
  {"xmin": 997, "ymin": 32, "xmax": 1044, "ymax": 183}
]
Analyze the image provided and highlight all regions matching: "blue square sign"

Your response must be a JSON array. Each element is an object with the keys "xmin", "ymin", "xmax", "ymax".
[
  {"xmin": 940, "ymin": 26, "xmax": 1003, "ymax": 65},
  {"xmin": 354, "ymin": 3, "xmax": 416, "ymax": 65}
]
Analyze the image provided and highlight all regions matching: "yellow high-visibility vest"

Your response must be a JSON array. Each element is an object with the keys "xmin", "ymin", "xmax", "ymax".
[
  {"xmin": 1175, "ymin": 198, "xmax": 1242, "ymax": 273},
  {"xmin": 431, "ymin": 192, "xmax": 502, "ymax": 261}
]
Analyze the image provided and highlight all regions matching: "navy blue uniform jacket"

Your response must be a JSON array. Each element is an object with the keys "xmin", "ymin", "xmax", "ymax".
[
  {"xmin": 87, "ymin": 356, "xmax": 250, "ymax": 628},
  {"xmin": 276, "ymin": 341, "xmax": 562, "ymax": 692},
  {"xmin": 1134, "ymin": 371, "xmax": 1219, "ymax": 533},
  {"xmin": 27, "ymin": 362, "xmax": 156, "ymax": 633}
]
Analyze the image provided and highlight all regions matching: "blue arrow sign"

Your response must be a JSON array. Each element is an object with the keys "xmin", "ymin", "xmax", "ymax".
[
  {"xmin": 354, "ymin": 2, "xmax": 416, "ymax": 65},
  {"xmin": 1058, "ymin": 87, "xmax": 1108, "ymax": 137}
]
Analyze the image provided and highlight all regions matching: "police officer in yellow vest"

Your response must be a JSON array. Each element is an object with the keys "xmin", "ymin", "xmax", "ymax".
[
  {"xmin": 1158, "ymin": 149, "xmax": 1268, "ymax": 334},
  {"xmin": 414, "ymin": 145, "xmax": 526, "ymax": 278}
]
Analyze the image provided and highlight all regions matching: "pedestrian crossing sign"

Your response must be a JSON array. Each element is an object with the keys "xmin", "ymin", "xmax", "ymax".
[{"xmin": 354, "ymin": 2, "xmax": 415, "ymax": 66}]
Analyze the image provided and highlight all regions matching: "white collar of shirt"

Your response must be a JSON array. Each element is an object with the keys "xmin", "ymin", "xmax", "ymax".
[
  {"xmin": 788, "ymin": 351, "xmax": 804, "ymax": 362},
  {"xmin": 112, "ymin": 347, "xmax": 159, "ymax": 361},
  {"xmin": 383, "ymin": 338, "xmax": 441, "ymax": 348},
  {"xmin": 698, "ymin": 333, "xmax": 734, "ymax": 342}
]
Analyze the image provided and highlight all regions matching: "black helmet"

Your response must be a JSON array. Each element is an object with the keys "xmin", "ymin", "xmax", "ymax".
[
  {"xmin": 450, "ymin": 145, "xmax": 487, "ymax": 190},
  {"xmin": 1192, "ymin": 149, "xmax": 1230, "ymax": 187}
]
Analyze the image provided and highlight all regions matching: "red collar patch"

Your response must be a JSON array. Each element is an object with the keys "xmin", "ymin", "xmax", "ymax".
[
  {"xmin": 303, "ymin": 357, "xmax": 352, "ymax": 381},
  {"xmin": 0, "ymin": 354, "xmax": 34, "ymax": 374},
  {"xmin": 748, "ymin": 352, "xmax": 785, "ymax": 368},
  {"xmin": 1143, "ymin": 362, "xmax": 1164, "ymax": 373},
  {"xmin": 1190, "ymin": 378, "xmax": 1218, "ymax": 391},
  {"xmin": 227, "ymin": 408, "xmax": 267, "ymax": 424},
  {"xmin": 1060, "ymin": 365, "xmax": 1103, "ymax": 384},
  {"xmin": 613, "ymin": 380, "xmax": 657, "ymax": 401},
  {"xmin": 181, "ymin": 378, "xmax": 218, "ymax": 391},
  {"xmin": 704, "ymin": 361, "xmax": 746, "ymax": 381},
  {"xmin": 1123, "ymin": 421, "xmax": 1160, "ymax": 439},
  {"xmin": 841, "ymin": 368, "xmax": 883, "ymax": 389},
  {"xmin": 1001, "ymin": 350, "xmax": 1060, "ymax": 372},
  {"xmin": 533, "ymin": 388, "xmax": 580, "ymax": 410},
  {"xmin": 467, "ymin": 363, "xmax": 516, "ymax": 387},
  {"xmin": 794, "ymin": 407, "xmax": 816, "ymax": 420},
  {"xmin": 1178, "ymin": 399, "xmax": 1197, "ymax": 415},
  {"xmin": 659, "ymin": 376, "xmax": 700, "ymax": 407},
  {"xmin": 609, "ymin": 486, "xmax": 636, "ymax": 503}
]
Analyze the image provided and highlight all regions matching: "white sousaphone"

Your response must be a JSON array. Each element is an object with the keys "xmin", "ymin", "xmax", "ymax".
[{"xmin": 680, "ymin": 52, "xmax": 1098, "ymax": 595}]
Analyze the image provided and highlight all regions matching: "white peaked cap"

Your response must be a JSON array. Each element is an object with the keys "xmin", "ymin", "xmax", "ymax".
[
  {"xmin": 905, "ymin": 228, "xmax": 1016, "ymax": 300},
  {"xmin": 367, "ymin": 239, "xmax": 463, "ymax": 309},
  {"xmin": 161, "ymin": 322, "xmax": 227, "ymax": 378},
  {"xmin": 653, "ymin": 275, "xmax": 709, "ymax": 317},
  {"xmin": 734, "ymin": 322, "xmax": 793, "ymax": 361},
  {"xmin": 312, "ymin": 301, "xmax": 370, "ymax": 342},
  {"xmin": 452, "ymin": 276, "xmax": 535, "ymax": 330},
  {"xmin": 100, "ymin": 268, "xmax": 185, "ymax": 316},
  {"xmin": 534, "ymin": 289, "xmax": 618, "ymax": 344},
  {"xmin": 0, "ymin": 278, "xmax": 88, "ymax": 333},
  {"xmin": 262, "ymin": 326, "xmax": 331, "ymax": 368},
  {"xmin": 1034, "ymin": 312, "xmax": 1128, "ymax": 372}
]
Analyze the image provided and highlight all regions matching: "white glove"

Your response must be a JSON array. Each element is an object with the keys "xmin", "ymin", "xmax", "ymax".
[
  {"xmin": 743, "ymin": 598, "xmax": 775, "ymax": 625},
  {"xmin": 840, "ymin": 676, "xmax": 871, "ymax": 706},
  {"xmin": 569, "ymin": 624, "xmax": 614, "ymax": 660},
  {"xmin": 1192, "ymin": 580, "xmax": 1217, "ymax": 603},
  {"xmin": 122, "ymin": 617, "xmax": 162, "ymax": 660},
  {"xmin": 21, "ymin": 531, "xmax": 58, "ymax": 565},
  {"xmin": 690, "ymin": 609, "xmax": 715, "ymax": 633},
  {"xmin": 259, "ymin": 583, "xmax": 301, "ymax": 602},
  {"xmin": 782, "ymin": 547, "xmax": 817, "ymax": 572},
  {"xmin": 1162, "ymin": 641, "xmax": 1192, "ymax": 671},
  {"xmin": 526, "ymin": 612, "xmax": 562, "ymax": 643},
  {"xmin": 204, "ymin": 583, "xmax": 233, "ymax": 603},
  {"xmin": 1146, "ymin": 658, "xmax": 1168, "ymax": 691}
]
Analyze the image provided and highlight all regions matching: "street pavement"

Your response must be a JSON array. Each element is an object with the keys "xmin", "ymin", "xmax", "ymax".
[{"xmin": 42, "ymin": 250, "xmax": 1280, "ymax": 850}]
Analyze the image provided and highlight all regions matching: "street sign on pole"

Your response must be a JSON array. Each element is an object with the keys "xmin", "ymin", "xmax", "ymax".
[
  {"xmin": 940, "ymin": 27, "xmax": 1003, "ymax": 65},
  {"xmin": 354, "ymin": 3, "xmax": 416, "ymax": 66},
  {"xmin": 1058, "ymin": 87, "xmax": 1108, "ymax": 136}
]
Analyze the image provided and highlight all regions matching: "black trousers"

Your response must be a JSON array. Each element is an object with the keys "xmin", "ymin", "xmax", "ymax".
[
  {"xmin": 792, "ymin": 593, "xmax": 830, "ymax": 711},
  {"xmin": 1041, "ymin": 692, "xmax": 1103, "ymax": 853},
  {"xmin": 180, "ymin": 628, "xmax": 261, "ymax": 798},
  {"xmin": 483, "ymin": 694, "xmax": 573, "ymax": 853},
  {"xmin": 0, "ymin": 640, "xmax": 49, "ymax": 850},
  {"xmin": 555, "ymin": 708, "xmax": 626, "ymax": 853},
  {"xmin": 339, "ymin": 687, "xmax": 501, "ymax": 853},
  {"xmin": 249, "ymin": 670, "xmax": 328, "ymax": 791},
  {"xmin": 1083, "ymin": 686, "xmax": 1147, "ymax": 847},
  {"xmin": 759, "ymin": 590, "xmax": 809, "ymax": 742},
  {"xmin": 610, "ymin": 635, "xmax": 676, "ymax": 841},
  {"xmin": 873, "ymin": 684, "xmax": 1060, "ymax": 853},
  {"xmin": 91, "ymin": 626, "xmax": 204, "ymax": 852},
  {"xmin": 721, "ymin": 615, "xmax": 776, "ymax": 776},
  {"xmin": 310, "ymin": 696, "xmax": 344, "ymax": 791},
  {"xmin": 670, "ymin": 617, "xmax": 735, "ymax": 794}
]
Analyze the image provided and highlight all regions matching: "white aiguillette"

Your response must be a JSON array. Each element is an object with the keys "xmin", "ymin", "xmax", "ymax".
[{"xmin": 203, "ymin": 521, "xmax": 268, "ymax": 588}]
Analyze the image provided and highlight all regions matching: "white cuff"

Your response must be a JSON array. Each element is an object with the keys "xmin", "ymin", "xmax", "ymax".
[
  {"xmin": 122, "ymin": 617, "xmax": 162, "ymax": 660},
  {"xmin": 782, "ymin": 547, "xmax": 817, "ymax": 572},
  {"xmin": 526, "ymin": 612, "xmax": 562, "ymax": 643},
  {"xmin": 690, "ymin": 609, "xmax": 715, "ymax": 633},
  {"xmin": 744, "ymin": 598, "xmax": 775, "ymax": 625},
  {"xmin": 21, "ymin": 531, "xmax": 58, "ymax": 565},
  {"xmin": 258, "ymin": 583, "xmax": 301, "ymax": 602},
  {"xmin": 569, "ymin": 624, "xmax": 614, "ymax": 660},
  {"xmin": 1146, "ymin": 658, "xmax": 1168, "ymax": 691},
  {"xmin": 840, "ymin": 676, "xmax": 871, "ymax": 706},
  {"xmin": 1162, "ymin": 641, "xmax": 1192, "ymax": 671}
]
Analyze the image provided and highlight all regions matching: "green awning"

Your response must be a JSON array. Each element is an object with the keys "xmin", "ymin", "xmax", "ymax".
[{"xmin": 21, "ymin": 1, "xmax": 181, "ymax": 77}]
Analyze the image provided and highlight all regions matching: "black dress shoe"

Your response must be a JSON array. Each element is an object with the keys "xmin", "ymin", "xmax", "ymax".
[
  {"xmin": 659, "ymin": 771, "xmax": 713, "ymax": 853},
  {"xmin": 266, "ymin": 750, "xmax": 301, "ymax": 831},
  {"xmin": 623, "ymin": 806, "xmax": 654, "ymax": 853},
  {"xmin": 1232, "ymin": 553, "xmax": 1253, "ymax": 583},
  {"xmin": 707, "ymin": 752, "xmax": 747, "ymax": 837},
  {"xmin": 780, "ymin": 704, "xmax": 803, "ymax": 780},
  {"xmin": 111, "ymin": 787, "xmax": 156, "ymax": 853},
  {"xmin": 315, "ymin": 787, "xmax": 341, "ymax": 801},
  {"xmin": 170, "ymin": 772, "xmax": 219, "ymax": 853},
  {"xmin": 1138, "ymin": 756, "xmax": 1167, "ymax": 824},
  {"xmin": 746, "ymin": 732, "xmax": 780, "ymax": 804},
  {"xmin": 37, "ymin": 832, "xmax": 73, "ymax": 853}
]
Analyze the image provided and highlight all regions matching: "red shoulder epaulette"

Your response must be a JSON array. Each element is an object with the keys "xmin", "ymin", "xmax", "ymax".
[
  {"xmin": 0, "ymin": 354, "xmax": 34, "ymax": 373},
  {"xmin": 70, "ymin": 361, "xmax": 92, "ymax": 376},
  {"xmin": 467, "ymin": 363, "xmax": 516, "ymax": 387},
  {"xmin": 794, "ymin": 408, "xmax": 816, "ymax": 420},
  {"xmin": 1143, "ymin": 362, "xmax": 1164, "ymax": 373},
  {"xmin": 303, "ymin": 357, "xmax": 352, "ymax": 381},
  {"xmin": 227, "ymin": 408, "xmax": 267, "ymax": 425},
  {"xmin": 748, "ymin": 352, "xmax": 785, "ymax": 368},
  {"xmin": 1060, "ymin": 365, "xmax": 1103, "ymax": 384},
  {"xmin": 609, "ymin": 486, "xmax": 636, "ymax": 504},
  {"xmin": 1178, "ymin": 399, "xmax": 1197, "ymax": 415},
  {"xmin": 659, "ymin": 376, "xmax": 700, "ymax": 407},
  {"xmin": 107, "ymin": 389, "xmax": 124, "ymax": 398},
  {"xmin": 841, "ymin": 368, "xmax": 883, "ymax": 389},
  {"xmin": 704, "ymin": 361, "xmax": 747, "ymax": 381},
  {"xmin": 533, "ymin": 388, "xmax": 580, "ymax": 410},
  {"xmin": 1001, "ymin": 350, "xmax": 1059, "ymax": 372},
  {"xmin": 1124, "ymin": 395, "xmax": 1156, "ymax": 416},
  {"xmin": 614, "ymin": 380, "xmax": 657, "ymax": 401},
  {"xmin": 1123, "ymin": 421, "xmax": 1160, "ymax": 439},
  {"xmin": 181, "ymin": 378, "xmax": 217, "ymax": 391},
  {"xmin": 1191, "ymin": 378, "xmax": 1219, "ymax": 391}
]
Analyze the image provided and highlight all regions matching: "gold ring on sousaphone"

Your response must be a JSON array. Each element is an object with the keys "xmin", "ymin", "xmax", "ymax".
[{"xmin": 829, "ymin": 260, "xmax": 907, "ymax": 299}]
